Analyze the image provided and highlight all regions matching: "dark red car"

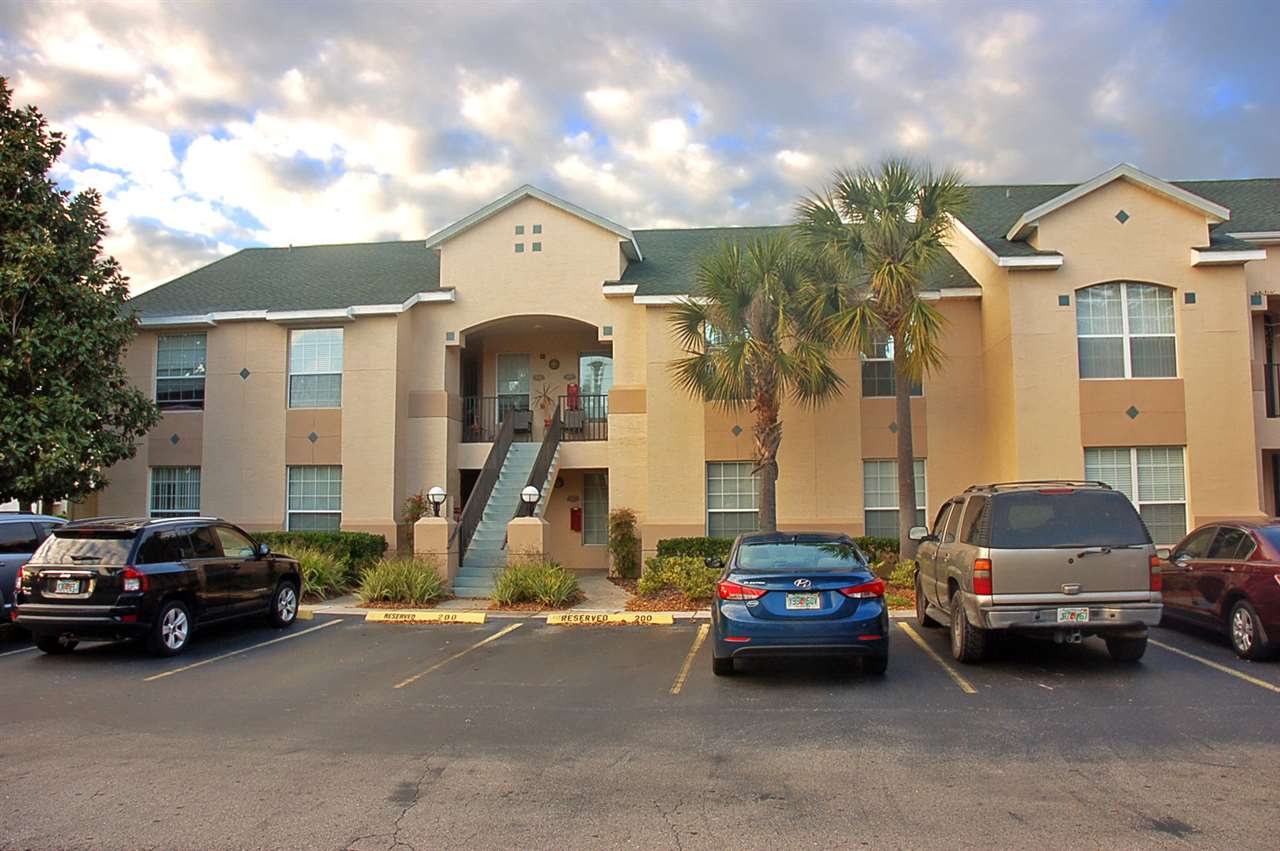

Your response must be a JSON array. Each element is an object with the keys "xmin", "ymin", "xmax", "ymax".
[{"xmin": 1161, "ymin": 521, "xmax": 1280, "ymax": 660}]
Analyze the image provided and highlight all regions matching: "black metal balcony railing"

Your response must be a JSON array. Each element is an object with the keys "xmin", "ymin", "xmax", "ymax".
[
  {"xmin": 461, "ymin": 396, "xmax": 534, "ymax": 443},
  {"xmin": 1267, "ymin": 364, "xmax": 1280, "ymax": 419},
  {"xmin": 560, "ymin": 394, "xmax": 608, "ymax": 441}
]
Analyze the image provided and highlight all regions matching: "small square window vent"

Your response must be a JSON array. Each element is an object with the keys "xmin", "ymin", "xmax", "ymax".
[
  {"xmin": 515, "ymin": 243, "xmax": 524, "ymax": 253},
  {"xmin": 1184, "ymin": 292, "xmax": 1196, "ymax": 305},
  {"xmin": 533, "ymin": 224, "xmax": 542, "ymax": 234},
  {"xmin": 515, "ymin": 225, "xmax": 524, "ymax": 235},
  {"xmin": 1058, "ymin": 294, "xmax": 1070, "ymax": 307},
  {"xmin": 532, "ymin": 242, "xmax": 542, "ymax": 252},
  {"xmin": 1115, "ymin": 210, "xmax": 1130, "ymax": 224},
  {"xmin": 1251, "ymin": 292, "xmax": 1264, "ymax": 306}
]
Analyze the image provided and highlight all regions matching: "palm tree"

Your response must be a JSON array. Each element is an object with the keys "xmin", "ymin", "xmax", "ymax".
[
  {"xmin": 669, "ymin": 234, "xmax": 844, "ymax": 533},
  {"xmin": 794, "ymin": 159, "xmax": 969, "ymax": 557}
]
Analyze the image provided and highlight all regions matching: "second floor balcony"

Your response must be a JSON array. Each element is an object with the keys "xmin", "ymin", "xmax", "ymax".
[{"xmin": 461, "ymin": 394, "xmax": 608, "ymax": 443}]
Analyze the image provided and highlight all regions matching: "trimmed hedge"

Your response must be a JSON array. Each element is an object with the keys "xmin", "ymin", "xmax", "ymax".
[
  {"xmin": 638, "ymin": 556, "xmax": 719, "ymax": 600},
  {"xmin": 655, "ymin": 534, "xmax": 901, "ymax": 563},
  {"xmin": 255, "ymin": 531, "xmax": 388, "ymax": 582}
]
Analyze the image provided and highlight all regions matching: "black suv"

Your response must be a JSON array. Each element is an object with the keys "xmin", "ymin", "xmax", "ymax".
[{"xmin": 14, "ymin": 517, "xmax": 302, "ymax": 657}]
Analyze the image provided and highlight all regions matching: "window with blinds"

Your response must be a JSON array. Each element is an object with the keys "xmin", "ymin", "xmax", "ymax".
[
  {"xmin": 1077, "ymin": 283, "xmax": 1176, "ymax": 379},
  {"xmin": 1084, "ymin": 446, "xmax": 1186, "ymax": 543},
  {"xmin": 862, "ymin": 459, "xmax": 927, "ymax": 537}
]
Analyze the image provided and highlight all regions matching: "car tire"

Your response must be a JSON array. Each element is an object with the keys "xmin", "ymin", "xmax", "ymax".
[
  {"xmin": 147, "ymin": 599, "xmax": 192, "ymax": 657},
  {"xmin": 950, "ymin": 593, "xmax": 987, "ymax": 664},
  {"xmin": 1228, "ymin": 599, "xmax": 1276, "ymax": 661},
  {"xmin": 915, "ymin": 572, "xmax": 940, "ymax": 629},
  {"xmin": 1105, "ymin": 635, "xmax": 1147, "ymax": 663},
  {"xmin": 268, "ymin": 580, "xmax": 300, "ymax": 629},
  {"xmin": 35, "ymin": 635, "xmax": 78, "ymax": 655},
  {"xmin": 862, "ymin": 653, "xmax": 888, "ymax": 676},
  {"xmin": 711, "ymin": 655, "xmax": 735, "ymax": 676}
]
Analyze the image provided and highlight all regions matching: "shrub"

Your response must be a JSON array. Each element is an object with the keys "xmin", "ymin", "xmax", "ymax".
[
  {"xmin": 655, "ymin": 536, "xmax": 733, "ymax": 560},
  {"xmin": 888, "ymin": 558, "xmax": 917, "ymax": 590},
  {"xmin": 608, "ymin": 508, "xmax": 641, "ymax": 579},
  {"xmin": 293, "ymin": 547, "xmax": 347, "ymax": 600},
  {"xmin": 401, "ymin": 491, "xmax": 432, "ymax": 524},
  {"xmin": 853, "ymin": 536, "xmax": 900, "ymax": 565},
  {"xmin": 492, "ymin": 556, "xmax": 580, "ymax": 607},
  {"xmin": 256, "ymin": 531, "xmax": 387, "ymax": 583},
  {"xmin": 638, "ymin": 556, "xmax": 720, "ymax": 600},
  {"xmin": 357, "ymin": 556, "xmax": 446, "ymax": 606}
]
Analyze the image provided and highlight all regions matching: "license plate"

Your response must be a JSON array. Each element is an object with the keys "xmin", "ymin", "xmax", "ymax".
[
  {"xmin": 55, "ymin": 579, "xmax": 81, "ymax": 595},
  {"xmin": 1057, "ymin": 607, "xmax": 1090, "ymax": 623},
  {"xmin": 786, "ymin": 592, "xmax": 821, "ymax": 610}
]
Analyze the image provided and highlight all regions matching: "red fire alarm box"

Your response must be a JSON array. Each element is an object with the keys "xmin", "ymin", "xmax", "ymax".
[{"xmin": 570, "ymin": 506, "xmax": 583, "ymax": 532}]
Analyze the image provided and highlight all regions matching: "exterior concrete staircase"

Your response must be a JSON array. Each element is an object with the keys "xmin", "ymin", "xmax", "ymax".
[{"xmin": 452, "ymin": 443, "xmax": 544, "ymax": 597}]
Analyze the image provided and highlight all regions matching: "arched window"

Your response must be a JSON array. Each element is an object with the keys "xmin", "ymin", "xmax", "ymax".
[{"xmin": 1076, "ymin": 283, "xmax": 1176, "ymax": 378}]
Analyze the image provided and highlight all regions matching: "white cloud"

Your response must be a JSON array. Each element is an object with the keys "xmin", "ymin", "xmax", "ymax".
[
  {"xmin": 775, "ymin": 149, "xmax": 815, "ymax": 171},
  {"xmin": 584, "ymin": 87, "xmax": 632, "ymax": 117},
  {"xmin": 553, "ymin": 155, "xmax": 638, "ymax": 201},
  {"xmin": 459, "ymin": 76, "xmax": 523, "ymax": 138}
]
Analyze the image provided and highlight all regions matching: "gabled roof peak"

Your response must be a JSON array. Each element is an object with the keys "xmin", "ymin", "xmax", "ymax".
[
  {"xmin": 1005, "ymin": 163, "xmax": 1231, "ymax": 241},
  {"xmin": 424, "ymin": 184, "xmax": 642, "ymax": 260}
]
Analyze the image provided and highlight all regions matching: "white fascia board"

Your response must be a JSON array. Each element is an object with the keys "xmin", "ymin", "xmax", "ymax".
[
  {"xmin": 136, "ymin": 313, "xmax": 220, "ymax": 328},
  {"xmin": 1190, "ymin": 247, "xmax": 1268, "ymax": 266},
  {"xmin": 136, "ymin": 290, "xmax": 456, "ymax": 328},
  {"xmin": 927, "ymin": 287, "xmax": 984, "ymax": 300},
  {"xmin": 1006, "ymin": 163, "xmax": 1231, "ymax": 241},
  {"xmin": 633, "ymin": 294, "xmax": 708, "ymax": 306},
  {"xmin": 1227, "ymin": 231, "xmax": 1280, "ymax": 245},
  {"xmin": 950, "ymin": 217, "xmax": 1063, "ymax": 269},
  {"xmin": 602, "ymin": 283, "xmax": 638, "ymax": 297}
]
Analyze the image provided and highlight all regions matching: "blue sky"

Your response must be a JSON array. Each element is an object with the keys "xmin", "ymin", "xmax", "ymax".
[{"xmin": 1, "ymin": 0, "xmax": 1277, "ymax": 291}]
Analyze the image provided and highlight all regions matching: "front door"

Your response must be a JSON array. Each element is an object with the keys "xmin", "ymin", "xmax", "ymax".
[{"xmin": 496, "ymin": 353, "xmax": 531, "ymax": 424}]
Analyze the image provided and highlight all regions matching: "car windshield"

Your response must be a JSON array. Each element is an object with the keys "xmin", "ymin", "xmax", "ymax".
[
  {"xmin": 990, "ymin": 490, "xmax": 1150, "ymax": 549},
  {"xmin": 35, "ymin": 529, "xmax": 136, "ymax": 565},
  {"xmin": 737, "ymin": 539, "xmax": 866, "ymax": 571}
]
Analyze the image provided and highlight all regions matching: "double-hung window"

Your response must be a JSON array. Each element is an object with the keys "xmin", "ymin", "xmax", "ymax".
[
  {"xmin": 155, "ymin": 334, "xmax": 207, "ymax": 410},
  {"xmin": 1084, "ymin": 447, "xmax": 1186, "ymax": 543},
  {"xmin": 150, "ymin": 467, "xmax": 201, "ymax": 517},
  {"xmin": 286, "ymin": 465, "xmax": 342, "ymax": 531},
  {"xmin": 707, "ymin": 462, "xmax": 759, "ymax": 538},
  {"xmin": 1076, "ymin": 283, "xmax": 1176, "ymax": 378},
  {"xmin": 582, "ymin": 472, "xmax": 609, "ymax": 546},
  {"xmin": 289, "ymin": 328, "xmax": 344, "ymax": 408},
  {"xmin": 862, "ymin": 459, "xmax": 927, "ymax": 537},
  {"xmin": 861, "ymin": 335, "xmax": 922, "ymax": 398}
]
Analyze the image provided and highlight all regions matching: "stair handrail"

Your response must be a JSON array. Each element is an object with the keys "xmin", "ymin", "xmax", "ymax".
[
  {"xmin": 518, "ymin": 402, "xmax": 562, "ymax": 517},
  {"xmin": 452, "ymin": 410, "xmax": 516, "ymax": 562}
]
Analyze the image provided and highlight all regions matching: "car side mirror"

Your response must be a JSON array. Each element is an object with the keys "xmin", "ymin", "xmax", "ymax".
[
  {"xmin": 704, "ymin": 556, "xmax": 724, "ymax": 569},
  {"xmin": 1156, "ymin": 547, "xmax": 1171, "ymax": 561},
  {"xmin": 907, "ymin": 526, "xmax": 930, "ymax": 543},
  {"xmin": 255, "ymin": 542, "xmax": 271, "ymax": 558}
]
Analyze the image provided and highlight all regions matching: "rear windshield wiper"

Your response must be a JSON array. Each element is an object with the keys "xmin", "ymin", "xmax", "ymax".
[
  {"xmin": 1075, "ymin": 546, "xmax": 1112, "ymax": 558},
  {"xmin": 69, "ymin": 555, "xmax": 103, "ymax": 562}
]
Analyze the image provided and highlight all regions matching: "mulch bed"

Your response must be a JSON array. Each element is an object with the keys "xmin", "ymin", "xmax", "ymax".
[
  {"xmin": 358, "ymin": 597, "xmax": 452, "ymax": 610},
  {"xmin": 626, "ymin": 590, "xmax": 709, "ymax": 612}
]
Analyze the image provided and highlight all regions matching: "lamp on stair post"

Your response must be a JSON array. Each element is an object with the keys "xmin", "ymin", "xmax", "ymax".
[
  {"xmin": 427, "ymin": 486, "xmax": 447, "ymax": 518},
  {"xmin": 520, "ymin": 485, "xmax": 540, "ymax": 517}
]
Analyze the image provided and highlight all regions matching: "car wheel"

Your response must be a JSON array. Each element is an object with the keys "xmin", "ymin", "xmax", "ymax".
[
  {"xmin": 950, "ymin": 593, "xmax": 987, "ymax": 664},
  {"xmin": 1228, "ymin": 600, "xmax": 1276, "ymax": 661},
  {"xmin": 268, "ymin": 580, "xmax": 299, "ymax": 629},
  {"xmin": 35, "ymin": 635, "xmax": 78, "ymax": 655},
  {"xmin": 862, "ymin": 653, "xmax": 888, "ymax": 676},
  {"xmin": 915, "ymin": 572, "xmax": 940, "ymax": 629},
  {"xmin": 1105, "ymin": 635, "xmax": 1147, "ymax": 663},
  {"xmin": 711, "ymin": 655, "xmax": 735, "ymax": 676},
  {"xmin": 148, "ymin": 599, "xmax": 192, "ymax": 657}
]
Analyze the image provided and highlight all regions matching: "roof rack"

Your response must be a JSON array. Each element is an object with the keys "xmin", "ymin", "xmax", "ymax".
[{"xmin": 963, "ymin": 480, "xmax": 1112, "ymax": 493}]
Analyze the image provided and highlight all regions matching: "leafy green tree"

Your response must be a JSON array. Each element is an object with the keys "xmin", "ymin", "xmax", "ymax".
[
  {"xmin": 669, "ymin": 234, "xmax": 843, "ymax": 532},
  {"xmin": 795, "ymin": 159, "xmax": 969, "ymax": 557},
  {"xmin": 0, "ymin": 77, "xmax": 159, "ymax": 511}
]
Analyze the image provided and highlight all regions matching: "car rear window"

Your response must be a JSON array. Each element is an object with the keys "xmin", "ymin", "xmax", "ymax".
[
  {"xmin": 737, "ymin": 540, "xmax": 867, "ymax": 571},
  {"xmin": 990, "ymin": 490, "xmax": 1150, "ymax": 549},
  {"xmin": 35, "ymin": 529, "xmax": 136, "ymax": 565}
]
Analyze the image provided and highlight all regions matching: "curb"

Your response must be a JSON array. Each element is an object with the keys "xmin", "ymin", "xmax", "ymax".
[{"xmin": 300, "ymin": 605, "xmax": 712, "ymax": 623}]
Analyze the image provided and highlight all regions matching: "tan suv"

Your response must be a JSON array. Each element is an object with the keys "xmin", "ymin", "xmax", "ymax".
[{"xmin": 910, "ymin": 481, "xmax": 1163, "ymax": 664}]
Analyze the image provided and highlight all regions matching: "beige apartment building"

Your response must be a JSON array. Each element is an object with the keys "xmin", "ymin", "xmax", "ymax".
[{"xmin": 79, "ymin": 164, "xmax": 1280, "ymax": 594}]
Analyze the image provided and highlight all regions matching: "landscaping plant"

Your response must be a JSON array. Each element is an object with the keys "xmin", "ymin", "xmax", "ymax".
[
  {"xmin": 401, "ymin": 491, "xmax": 431, "ymax": 525},
  {"xmin": 357, "ymin": 556, "xmax": 446, "ymax": 606},
  {"xmin": 492, "ymin": 556, "xmax": 580, "ymax": 607},
  {"xmin": 292, "ymin": 547, "xmax": 347, "ymax": 601},
  {"xmin": 256, "ymin": 531, "xmax": 387, "ymax": 584},
  {"xmin": 656, "ymin": 537, "xmax": 733, "ymax": 560},
  {"xmin": 607, "ymin": 508, "xmax": 641, "ymax": 579},
  {"xmin": 638, "ymin": 556, "xmax": 720, "ymax": 601}
]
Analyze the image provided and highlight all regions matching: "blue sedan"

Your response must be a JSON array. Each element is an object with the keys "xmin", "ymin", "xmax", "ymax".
[{"xmin": 710, "ymin": 531, "xmax": 889, "ymax": 676}]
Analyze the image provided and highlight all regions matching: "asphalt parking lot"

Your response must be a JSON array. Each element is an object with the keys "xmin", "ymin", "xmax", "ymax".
[{"xmin": 2, "ymin": 613, "xmax": 1278, "ymax": 850}]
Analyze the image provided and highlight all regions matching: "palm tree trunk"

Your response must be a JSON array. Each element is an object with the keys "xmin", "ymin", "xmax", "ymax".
[
  {"xmin": 894, "ymin": 342, "xmax": 920, "ymax": 559},
  {"xmin": 753, "ymin": 397, "xmax": 782, "ymax": 533}
]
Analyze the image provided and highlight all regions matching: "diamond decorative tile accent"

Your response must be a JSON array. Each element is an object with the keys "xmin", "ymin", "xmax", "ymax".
[
  {"xmin": 307, "ymin": 431, "xmax": 319, "ymax": 444},
  {"xmin": 1115, "ymin": 209, "xmax": 1130, "ymax": 224},
  {"xmin": 169, "ymin": 434, "xmax": 180, "ymax": 445},
  {"xmin": 888, "ymin": 422, "xmax": 899, "ymax": 433},
  {"xmin": 731, "ymin": 425, "xmax": 743, "ymax": 437},
  {"xmin": 1126, "ymin": 406, "xmax": 1140, "ymax": 420},
  {"xmin": 239, "ymin": 367, "xmax": 251, "ymax": 380}
]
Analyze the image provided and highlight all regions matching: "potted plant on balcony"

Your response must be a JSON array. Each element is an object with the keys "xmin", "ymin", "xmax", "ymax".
[{"xmin": 533, "ymin": 383, "xmax": 558, "ymax": 428}]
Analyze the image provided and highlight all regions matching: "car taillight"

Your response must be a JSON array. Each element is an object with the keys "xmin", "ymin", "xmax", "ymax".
[
  {"xmin": 717, "ymin": 580, "xmax": 766, "ymax": 601},
  {"xmin": 839, "ymin": 578, "xmax": 885, "ymax": 599},
  {"xmin": 13, "ymin": 565, "xmax": 25, "ymax": 593},
  {"xmin": 122, "ymin": 566, "xmax": 147, "ymax": 593},
  {"xmin": 973, "ymin": 558, "xmax": 993, "ymax": 595},
  {"xmin": 1150, "ymin": 555, "xmax": 1163, "ymax": 592}
]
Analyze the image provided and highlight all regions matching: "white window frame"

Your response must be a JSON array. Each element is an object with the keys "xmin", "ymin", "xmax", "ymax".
[
  {"xmin": 149, "ymin": 467, "xmax": 201, "ymax": 518},
  {"xmin": 288, "ymin": 328, "xmax": 344, "ymax": 409},
  {"xmin": 1076, "ymin": 283, "xmax": 1177, "ymax": 379},
  {"xmin": 286, "ymin": 465, "xmax": 343, "ymax": 531},
  {"xmin": 154, "ymin": 333, "xmax": 207, "ymax": 410},
  {"xmin": 862, "ymin": 459, "xmax": 927, "ymax": 537},
  {"xmin": 1085, "ymin": 446, "xmax": 1188, "ymax": 544},
  {"xmin": 861, "ymin": 334, "xmax": 922, "ymax": 398},
  {"xmin": 706, "ymin": 461, "xmax": 759, "ymax": 537}
]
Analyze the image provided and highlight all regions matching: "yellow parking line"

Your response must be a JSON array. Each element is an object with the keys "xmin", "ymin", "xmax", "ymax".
[
  {"xmin": 0, "ymin": 645, "xmax": 38, "ymax": 659},
  {"xmin": 1150, "ymin": 639, "xmax": 1280, "ymax": 695},
  {"xmin": 670, "ymin": 623, "xmax": 710, "ymax": 695},
  {"xmin": 896, "ymin": 622, "xmax": 977, "ymax": 695},
  {"xmin": 394, "ymin": 622, "xmax": 523, "ymax": 689},
  {"xmin": 145, "ymin": 619, "xmax": 340, "ymax": 682}
]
